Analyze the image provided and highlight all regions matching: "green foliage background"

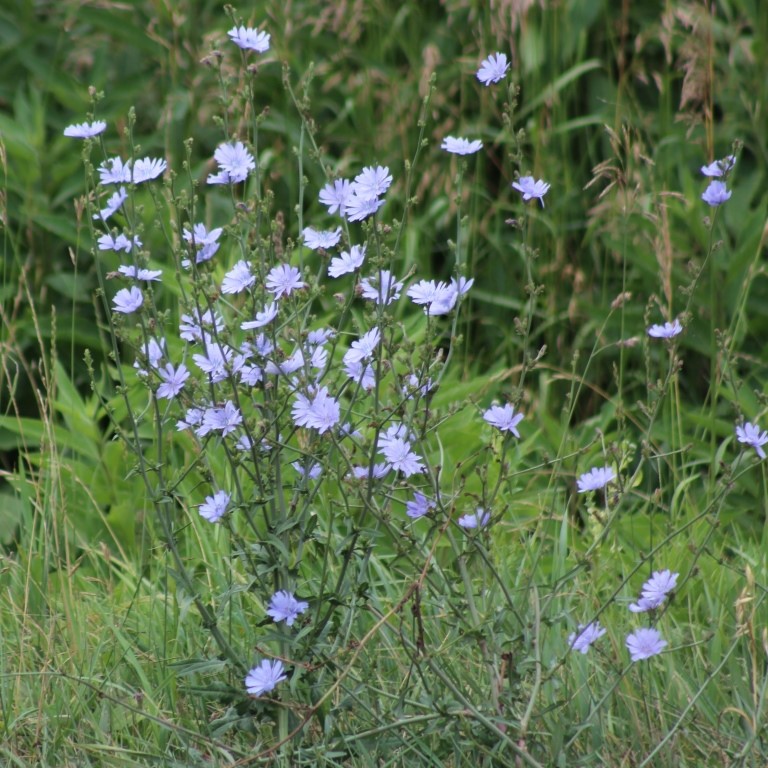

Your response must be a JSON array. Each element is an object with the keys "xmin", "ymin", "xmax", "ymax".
[{"xmin": 2, "ymin": 1, "xmax": 768, "ymax": 766}]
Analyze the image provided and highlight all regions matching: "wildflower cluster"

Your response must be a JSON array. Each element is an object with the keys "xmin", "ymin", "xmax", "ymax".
[
  {"xmin": 63, "ymin": 15, "xmax": 750, "ymax": 733},
  {"xmin": 569, "ymin": 569, "xmax": 677, "ymax": 661}
]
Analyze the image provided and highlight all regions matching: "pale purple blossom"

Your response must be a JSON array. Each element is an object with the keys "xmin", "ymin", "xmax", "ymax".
[
  {"xmin": 458, "ymin": 508, "xmax": 491, "ymax": 529},
  {"xmin": 701, "ymin": 180, "xmax": 731, "ymax": 206},
  {"xmin": 228, "ymin": 25, "xmax": 270, "ymax": 52},
  {"xmin": 626, "ymin": 627, "xmax": 667, "ymax": 661},
  {"xmin": 328, "ymin": 244, "xmax": 366, "ymax": 277},
  {"xmin": 302, "ymin": 226, "xmax": 342, "ymax": 250},
  {"xmin": 196, "ymin": 401, "xmax": 243, "ymax": 437},
  {"xmin": 483, "ymin": 404, "xmax": 524, "ymax": 437},
  {"xmin": 98, "ymin": 233, "xmax": 141, "ymax": 253},
  {"xmin": 209, "ymin": 141, "xmax": 255, "ymax": 184},
  {"xmin": 239, "ymin": 364, "xmax": 263, "ymax": 386},
  {"xmin": 568, "ymin": 622, "xmax": 607, "ymax": 654},
  {"xmin": 198, "ymin": 490, "xmax": 230, "ymax": 523},
  {"xmin": 241, "ymin": 301, "xmax": 278, "ymax": 330},
  {"xmin": 735, "ymin": 421, "xmax": 768, "ymax": 459},
  {"xmin": 132, "ymin": 157, "xmax": 167, "ymax": 184},
  {"xmin": 93, "ymin": 187, "xmax": 127, "ymax": 221},
  {"xmin": 352, "ymin": 166, "xmax": 392, "ymax": 198},
  {"xmin": 98, "ymin": 157, "xmax": 132, "ymax": 185},
  {"xmin": 476, "ymin": 52, "xmax": 509, "ymax": 85},
  {"xmin": 112, "ymin": 286, "xmax": 143, "ymax": 314},
  {"xmin": 343, "ymin": 328, "xmax": 380, "ymax": 365},
  {"xmin": 176, "ymin": 407, "xmax": 204, "ymax": 432},
  {"xmin": 118, "ymin": 265, "xmax": 162, "ymax": 281},
  {"xmin": 266, "ymin": 264, "xmax": 305, "ymax": 299},
  {"xmin": 512, "ymin": 176, "xmax": 550, "ymax": 207},
  {"xmin": 266, "ymin": 590, "xmax": 308, "ymax": 626},
  {"xmin": 576, "ymin": 466, "xmax": 616, "ymax": 493},
  {"xmin": 701, "ymin": 155, "xmax": 735, "ymax": 177},
  {"xmin": 291, "ymin": 461, "xmax": 322, "ymax": 480},
  {"xmin": 182, "ymin": 223, "xmax": 222, "ymax": 265},
  {"xmin": 344, "ymin": 359, "xmax": 376, "ymax": 390},
  {"xmin": 350, "ymin": 463, "xmax": 391, "ymax": 480},
  {"xmin": 403, "ymin": 373, "xmax": 434, "ymax": 399},
  {"xmin": 379, "ymin": 438, "xmax": 425, "ymax": 477},
  {"xmin": 319, "ymin": 178, "xmax": 352, "ymax": 216},
  {"xmin": 647, "ymin": 318, "xmax": 683, "ymax": 339},
  {"xmin": 245, "ymin": 659, "xmax": 287, "ymax": 696},
  {"xmin": 629, "ymin": 569, "xmax": 679, "ymax": 613},
  {"xmin": 441, "ymin": 136, "xmax": 483, "ymax": 155},
  {"xmin": 264, "ymin": 348, "xmax": 304, "ymax": 376},
  {"xmin": 135, "ymin": 337, "xmax": 165, "ymax": 373},
  {"xmin": 193, "ymin": 339, "xmax": 235, "ymax": 383},
  {"xmin": 291, "ymin": 387, "xmax": 340, "ymax": 433},
  {"xmin": 345, "ymin": 194, "xmax": 385, "ymax": 222},
  {"xmin": 221, "ymin": 260, "xmax": 255, "ymax": 294},
  {"xmin": 360, "ymin": 270, "xmax": 403, "ymax": 305},
  {"xmin": 179, "ymin": 308, "xmax": 223, "ymax": 342},
  {"xmin": 406, "ymin": 492, "xmax": 436, "ymax": 519},
  {"xmin": 64, "ymin": 120, "xmax": 107, "ymax": 138},
  {"xmin": 156, "ymin": 362, "xmax": 190, "ymax": 400}
]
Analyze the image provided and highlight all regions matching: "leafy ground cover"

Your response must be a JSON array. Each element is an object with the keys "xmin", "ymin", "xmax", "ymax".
[{"xmin": 2, "ymin": 1, "xmax": 768, "ymax": 766}]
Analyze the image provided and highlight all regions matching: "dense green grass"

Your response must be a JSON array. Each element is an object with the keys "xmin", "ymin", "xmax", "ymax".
[{"xmin": 3, "ymin": 1, "xmax": 768, "ymax": 766}]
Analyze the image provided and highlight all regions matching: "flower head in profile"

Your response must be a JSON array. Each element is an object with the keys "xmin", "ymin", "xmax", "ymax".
[
  {"xmin": 245, "ymin": 659, "xmax": 287, "ymax": 696},
  {"xmin": 406, "ymin": 492, "xmax": 436, "ymax": 519},
  {"xmin": 302, "ymin": 226, "xmax": 342, "ymax": 250},
  {"xmin": 343, "ymin": 327, "xmax": 380, "ymax": 365},
  {"xmin": 94, "ymin": 187, "xmax": 128, "ymax": 221},
  {"xmin": 345, "ymin": 194, "xmax": 385, "ymax": 222},
  {"xmin": 267, "ymin": 590, "xmax": 308, "ymax": 626},
  {"xmin": 328, "ymin": 244, "xmax": 366, "ymax": 277},
  {"xmin": 198, "ymin": 490, "xmax": 230, "ymax": 523},
  {"xmin": 64, "ymin": 120, "xmax": 106, "ymax": 139},
  {"xmin": 629, "ymin": 569, "xmax": 679, "ymax": 613},
  {"xmin": 99, "ymin": 157, "xmax": 133, "ymax": 185},
  {"xmin": 483, "ymin": 403, "xmax": 524, "ymax": 437},
  {"xmin": 112, "ymin": 286, "xmax": 143, "ymax": 314},
  {"xmin": 441, "ymin": 137, "xmax": 483, "ymax": 155},
  {"xmin": 228, "ymin": 25, "xmax": 270, "ymax": 52},
  {"xmin": 458, "ymin": 508, "xmax": 491, "ymax": 529},
  {"xmin": 626, "ymin": 627, "xmax": 667, "ymax": 662},
  {"xmin": 647, "ymin": 318, "xmax": 683, "ymax": 339},
  {"xmin": 360, "ymin": 270, "xmax": 403, "ymax": 305},
  {"xmin": 701, "ymin": 180, "xmax": 731, "ymax": 207},
  {"xmin": 118, "ymin": 265, "xmax": 162, "ymax": 282},
  {"xmin": 735, "ymin": 421, "xmax": 768, "ymax": 459},
  {"xmin": 701, "ymin": 155, "xmax": 735, "ymax": 177},
  {"xmin": 221, "ymin": 260, "xmax": 255, "ymax": 294},
  {"xmin": 241, "ymin": 301, "xmax": 278, "ymax": 330},
  {"xmin": 568, "ymin": 622, "xmax": 606, "ymax": 654},
  {"xmin": 132, "ymin": 157, "xmax": 167, "ymax": 184},
  {"xmin": 181, "ymin": 222, "xmax": 222, "ymax": 267},
  {"xmin": 577, "ymin": 465, "xmax": 616, "ymax": 493},
  {"xmin": 512, "ymin": 176, "xmax": 550, "ymax": 207},
  {"xmin": 476, "ymin": 52, "xmax": 509, "ymax": 85}
]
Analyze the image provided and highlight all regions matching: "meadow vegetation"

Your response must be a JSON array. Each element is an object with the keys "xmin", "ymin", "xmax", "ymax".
[{"xmin": 2, "ymin": 1, "xmax": 768, "ymax": 766}]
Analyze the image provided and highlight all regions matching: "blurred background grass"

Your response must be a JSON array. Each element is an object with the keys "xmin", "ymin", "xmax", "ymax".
[{"xmin": 2, "ymin": 1, "xmax": 768, "ymax": 765}]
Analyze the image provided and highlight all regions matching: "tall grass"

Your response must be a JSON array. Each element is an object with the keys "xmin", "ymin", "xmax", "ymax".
[{"xmin": 2, "ymin": 1, "xmax": 768, "ymax": 766}]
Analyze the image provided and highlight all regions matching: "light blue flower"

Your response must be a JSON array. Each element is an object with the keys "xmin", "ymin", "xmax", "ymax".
[{"xmin": 245, "ymin": 659, "xmax": 287, "ymax": 696}]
